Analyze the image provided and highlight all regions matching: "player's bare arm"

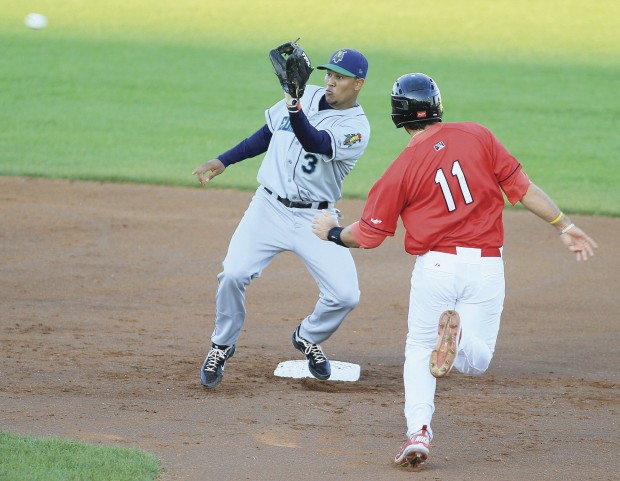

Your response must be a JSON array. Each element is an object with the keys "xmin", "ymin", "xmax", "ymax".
[
  {"xmin": 519, "ymin": 182, "xmax": 598, "ymax": 261},
  {"xmin": 312, "ymin": 210, "xmax": 360, "ymax": 248},
  {"xmin": 192, "ymin": 159, "xmax": 225, "ymax": 186}
]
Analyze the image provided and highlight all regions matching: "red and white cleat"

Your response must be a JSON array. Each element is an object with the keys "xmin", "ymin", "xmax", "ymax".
[{"xmin": 394, "ymin": 425, "xmax": 431, "ymax": 467}]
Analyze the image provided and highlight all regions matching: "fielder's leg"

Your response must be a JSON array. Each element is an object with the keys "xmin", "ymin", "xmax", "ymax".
[
  {"xmin": 201, "ymin": 190, "xmax": 286, "ymax": 388},
  {"xmin": 295, "ymin": 209, "xmax": 360, "ymax": 343},
  {"xmin": 290, "ymin": 208, "xmax": 360, "ymax": 380}
]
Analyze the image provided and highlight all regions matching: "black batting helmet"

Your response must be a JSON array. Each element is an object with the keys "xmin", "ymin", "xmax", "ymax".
[{"xmin": 391, "ymin": 73, "xmax": 443, "ymax": 128}]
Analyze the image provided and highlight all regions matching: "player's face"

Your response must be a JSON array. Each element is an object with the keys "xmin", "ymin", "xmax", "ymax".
[{"xmin": 323, "ymin": 70, "xmax": 365, "ymax": 110}]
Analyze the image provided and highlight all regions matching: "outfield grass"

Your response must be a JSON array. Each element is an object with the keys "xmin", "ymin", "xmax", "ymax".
[
  {"xmin": 2, "ymin": 0, "xmax": 618, "ymax": 215},
  {"xmin": 0, "ymin": 431, "xmax": 160, "ymax": 481}
]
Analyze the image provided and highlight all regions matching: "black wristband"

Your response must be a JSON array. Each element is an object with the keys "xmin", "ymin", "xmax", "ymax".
[{"xmin": 327, "ymin": 226, "xmax": 348, "ymax": 248}]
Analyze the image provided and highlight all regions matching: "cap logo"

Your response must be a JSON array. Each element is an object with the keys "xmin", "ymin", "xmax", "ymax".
[{"xmin": 332, "ymin": 49, "xmax": 347, "ymax": 63}]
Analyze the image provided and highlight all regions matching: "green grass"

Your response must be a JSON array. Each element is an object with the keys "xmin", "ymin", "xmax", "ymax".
[
  {"xmin": 0, "ymin": 432, "xmax": 160, "ymax": 481},
  {"xmin": 1, "ymin": 0, "xmax": 619, "ymax": 215}
]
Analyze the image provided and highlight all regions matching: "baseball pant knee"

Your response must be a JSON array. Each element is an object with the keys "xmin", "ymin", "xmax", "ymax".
[
  {"xmin": 455, "ymin": 335, "xmax": 493, "ymax": 375},
  {"xmin": 328, "ymin": 288, "xmax": 360, "ymax": 311},
  {"xmin": 217, "ymin": 266, "xmax": 256, "ymax": 289}
]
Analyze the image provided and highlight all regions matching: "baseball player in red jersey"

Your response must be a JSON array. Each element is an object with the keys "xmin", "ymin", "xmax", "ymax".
[{"xmin": 312, "ymin": 73, "xmax": 598, "ymax": 467}]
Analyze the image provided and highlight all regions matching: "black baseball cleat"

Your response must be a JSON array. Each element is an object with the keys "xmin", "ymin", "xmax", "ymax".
[
  {"xmin": 291, "ymin": 326, "xmax": 331, "ymax": 380},
  {"xmin": 200, "ymin": 343, "xmax": 236, "ymax": 389}
]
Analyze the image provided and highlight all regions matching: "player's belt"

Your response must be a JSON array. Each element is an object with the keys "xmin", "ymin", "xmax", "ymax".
[
  {"xmin": 431, "ymin": 246, "xmax": 502, "ymax": 257},
  {"xmin": 264, "ymin": 187, "xmax": 330, "ymax": 210}
]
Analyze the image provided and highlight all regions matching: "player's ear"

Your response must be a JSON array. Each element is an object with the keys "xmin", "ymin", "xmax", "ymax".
[{"xmin": 354, "ymin": 78, "xmax": 365, "ymax": 91}]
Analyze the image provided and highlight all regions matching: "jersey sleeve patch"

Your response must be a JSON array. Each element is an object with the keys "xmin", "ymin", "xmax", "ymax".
[
  {"xmin": 342, "ymin": 133, "xmax": 363, "ymax": 147},
  {"xmin": 360, "ymin": 217, "xmax": 395, "ymax": 236},
  {"xmin": 351, "ymin": 221, "xmax": 389, "ymax": 249}
]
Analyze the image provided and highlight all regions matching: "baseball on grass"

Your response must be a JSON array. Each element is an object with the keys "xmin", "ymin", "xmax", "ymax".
[{"xmin": 25, "ymin": 13, "xmax": 48, "ymax": 30}]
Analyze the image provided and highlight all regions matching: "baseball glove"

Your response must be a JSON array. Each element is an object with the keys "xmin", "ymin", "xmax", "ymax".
[{"xmin": 269, "ymin": 40, "xmax": 313, "ymax": 99}]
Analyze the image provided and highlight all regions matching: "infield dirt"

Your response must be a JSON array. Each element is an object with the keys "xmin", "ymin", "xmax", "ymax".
[{"xmin": 1, "ymin": 177, "xmax": 618, "ymax": 481}]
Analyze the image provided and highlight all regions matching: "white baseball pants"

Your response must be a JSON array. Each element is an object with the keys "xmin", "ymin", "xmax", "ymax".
[{"xmin": 403, "ymin": 248, "xmax": 505, "ymax": 440}]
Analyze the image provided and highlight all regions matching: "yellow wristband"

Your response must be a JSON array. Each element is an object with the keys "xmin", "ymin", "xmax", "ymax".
[{"xmin": 549, "ymin": 212, "xmax": 564, "ymax": 225}]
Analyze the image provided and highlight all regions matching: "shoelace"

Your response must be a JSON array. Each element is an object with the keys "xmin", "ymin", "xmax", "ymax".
[
  {"xmin": 203, "ymin": 348, "xmax": 227, "ymax": 372},
  {"xmin": 300, "ymin": 340, "xmax": 327, "ymax": 364}
]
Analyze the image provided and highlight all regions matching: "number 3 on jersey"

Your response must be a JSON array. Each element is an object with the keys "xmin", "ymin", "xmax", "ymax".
[
  {"xmin": 434, "ymin": 160, "xmax": 473, "ymax": 212},
  {"xmin": 302, "ymin": 153, "xmax": 319, "ymax": 174}
]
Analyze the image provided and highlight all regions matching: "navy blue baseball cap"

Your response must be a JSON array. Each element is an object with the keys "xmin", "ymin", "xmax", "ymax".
[{"xmin": 317, "ymin": 49, "xmax": 368, "ymax": 79}]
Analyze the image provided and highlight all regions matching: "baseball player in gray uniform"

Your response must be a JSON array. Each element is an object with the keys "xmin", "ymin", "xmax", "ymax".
[{"xmin": 192, "ymin": 46, "xmax": 370, "ymax": 388}]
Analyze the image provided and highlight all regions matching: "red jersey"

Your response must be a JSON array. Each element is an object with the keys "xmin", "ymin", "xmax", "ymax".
[{"xmin": 357, "ymin": 122, "xmax": 531, "ymax": 255}]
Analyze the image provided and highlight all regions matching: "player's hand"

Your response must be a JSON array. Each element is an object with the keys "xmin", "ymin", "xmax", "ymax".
[
  {"xmin": 284, "ymin": 92, "xmax": 299, "ymax": 110},
  {"xmin": 559, "ymin": 225, "xmax": 599, "ymax": 261},
  {"xmin": 192, "ymin": 159, "xmax": 225, "ymax": 186},
  {"xmin": 312, "ymin": 210, "xmax": 339, "ymax": 240}
]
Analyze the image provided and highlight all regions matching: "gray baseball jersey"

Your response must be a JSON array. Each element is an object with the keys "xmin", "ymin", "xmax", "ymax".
[
  {"xmin": 258, "ymin": 85, "xmax": 370, "ymax": 203},
  {"xmin": 211, "ymin": 84, "xmax": 369, "ymax": 351}
]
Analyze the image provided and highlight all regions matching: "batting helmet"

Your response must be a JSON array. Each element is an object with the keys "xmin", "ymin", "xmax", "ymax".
[{"xmin": 391, "ymin": 73, "xmax": 443, "ymax": 128}]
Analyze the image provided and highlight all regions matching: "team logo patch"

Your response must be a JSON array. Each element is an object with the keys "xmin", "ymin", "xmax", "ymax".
[
  {"xmin": 343, "ymin": 133, "xmax": 362, "ymax": 147},
  {"xmin": 332, "ymin": 49, "xmax": 347, "ymax": 63},
  {"xmin": 434, "ymin": 141, "xmax": 445, "ymax": 151},
  {"xmin": 370, "ymin": 218, "xmax": 382, "ymax": 225}
]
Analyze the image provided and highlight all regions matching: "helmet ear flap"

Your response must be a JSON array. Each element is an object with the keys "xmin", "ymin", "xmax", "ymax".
[{"xmin": 390, "ymin": 73, "xmax": 443, "ymax": 128}]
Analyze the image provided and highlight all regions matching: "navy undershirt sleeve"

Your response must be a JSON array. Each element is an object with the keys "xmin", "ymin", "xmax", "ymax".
[
  {"xmin": 218, "ymin": 124, "xmax": 272, "ymax": 167},
  {"xmin": 289, "ymin": 108, "xmax": 333, "ymax": 156},
  {"xmin": 219, "ymin": 96, "xmax": 334, "ymax": 165}
]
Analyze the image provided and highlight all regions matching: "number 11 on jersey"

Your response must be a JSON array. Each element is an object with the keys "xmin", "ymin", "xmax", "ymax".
[{"xmin": 434, "ymin": 160, "xmax": 473, "ymax": 212}]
